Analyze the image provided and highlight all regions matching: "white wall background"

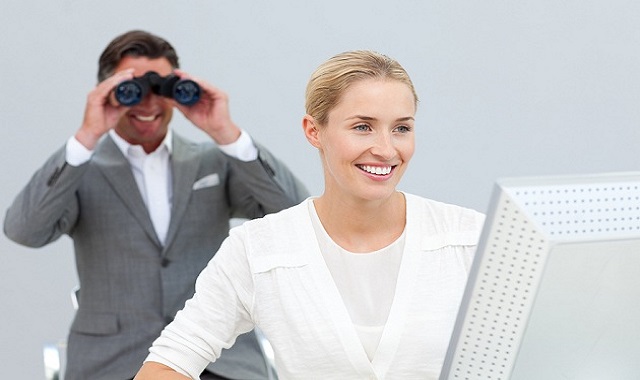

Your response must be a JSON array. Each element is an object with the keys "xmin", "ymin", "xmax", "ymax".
[{"xmin": 1, "ymin": 1, "xmax": 638, "ymax": 378}]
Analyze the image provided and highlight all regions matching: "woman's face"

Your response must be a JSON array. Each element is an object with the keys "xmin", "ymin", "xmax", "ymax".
[{"xmin": 305, "ymin": 78, "xmax": 416, "ymax": 203}]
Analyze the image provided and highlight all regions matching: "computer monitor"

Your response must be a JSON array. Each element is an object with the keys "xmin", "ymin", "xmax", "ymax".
[{"xmin": 440, "ymin": 172, "xmax": 640, "ymax": 380}]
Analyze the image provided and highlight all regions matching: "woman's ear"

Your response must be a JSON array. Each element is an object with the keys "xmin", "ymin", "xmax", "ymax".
[{"xmin": 302, "ymin": 115, "xmax": 321, "ymax": 149}]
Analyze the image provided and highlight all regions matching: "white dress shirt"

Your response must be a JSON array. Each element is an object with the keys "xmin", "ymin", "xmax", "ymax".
[{"xmin": 66, "ymin": 129, "xmax": 258, "ymax": 245}]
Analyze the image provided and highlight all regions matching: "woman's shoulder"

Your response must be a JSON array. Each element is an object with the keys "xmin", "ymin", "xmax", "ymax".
[
  {"xmin": 230, "ymin": 199, "xmax": 313, "ymax": 247},
  {"xmin": 241, "ymin": 198, "xmax": 311, "ymax": 231},
  {"xmin": 405, "ymin": 192, "xmax": 482, "ymax": 213},
  {"xmin": 229, "ymin": 199, "xmax": 314, "ymax": 270},
  {"xmin": 403, "ymin": 192, "xmax": 486, "ymax": 232}
]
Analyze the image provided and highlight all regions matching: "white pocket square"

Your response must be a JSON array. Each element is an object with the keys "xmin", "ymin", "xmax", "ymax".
[{"xmin": 192, "ymin": 173, "xmax": 220, "ymax": 190}]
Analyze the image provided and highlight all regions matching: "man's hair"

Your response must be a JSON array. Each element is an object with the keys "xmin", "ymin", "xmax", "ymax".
[{"xmin": 97, "ymin": 30, "xmax": 179, "ymax": 82}]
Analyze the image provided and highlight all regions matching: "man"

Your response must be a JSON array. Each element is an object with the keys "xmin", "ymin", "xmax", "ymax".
[{"xmin": 4, "ymin": 30, "xmax": 307, "ymax": 380}]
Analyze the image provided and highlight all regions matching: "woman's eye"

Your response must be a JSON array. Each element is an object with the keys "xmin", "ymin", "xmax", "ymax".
[
  {"xmin": 354, "ymin": 124, "xmax": 371, "ymax": 131},
  {"xmin": 395, "ymin": 125, "xmax": 411, "ymax": 133}
]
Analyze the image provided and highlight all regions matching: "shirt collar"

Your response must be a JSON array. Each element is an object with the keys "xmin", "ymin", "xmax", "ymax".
[{"xmin": 109, "ymin": 129, "xmax": 173, "ymax": 157}]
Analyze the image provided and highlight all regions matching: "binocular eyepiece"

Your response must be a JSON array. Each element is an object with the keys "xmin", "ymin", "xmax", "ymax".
[{"xmin": 114, "ymin": 71, "xmax": 201, "ymax": 106}]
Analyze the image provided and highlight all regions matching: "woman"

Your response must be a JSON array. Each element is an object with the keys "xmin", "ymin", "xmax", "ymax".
[{"xmin": 135, "ymin": 50, "xmax": 485, "ymax": 379}]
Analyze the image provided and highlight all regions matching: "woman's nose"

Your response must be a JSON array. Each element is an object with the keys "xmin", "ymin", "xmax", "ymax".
[{"xmin": 370, "ymin": 132, "xmax": 395, "ymax": 160}]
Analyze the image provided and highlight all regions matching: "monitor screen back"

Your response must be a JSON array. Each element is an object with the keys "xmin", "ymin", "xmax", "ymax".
[{"xmin": 440, "ymin": 172, "xmax": 640, "ymax": 380}]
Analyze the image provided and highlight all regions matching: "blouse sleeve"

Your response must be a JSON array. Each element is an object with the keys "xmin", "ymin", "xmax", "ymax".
[{"xmin": 145, "ymin": 228, "xmax": 256, "ymax": 378}]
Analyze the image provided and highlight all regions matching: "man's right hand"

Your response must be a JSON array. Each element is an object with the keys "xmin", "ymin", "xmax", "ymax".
[{"xmin": 74, "ymin": 69, "xmax": 135, "ymax": 150}]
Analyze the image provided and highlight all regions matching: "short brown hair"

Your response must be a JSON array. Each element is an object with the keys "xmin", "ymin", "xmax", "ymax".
[
  {"xmin": 97, "ymin": 30, "xmax": 179, "ymax": 82},
  {"xmin": 305, "ymin": 50, "xmax": 419, "ymax": 126}
]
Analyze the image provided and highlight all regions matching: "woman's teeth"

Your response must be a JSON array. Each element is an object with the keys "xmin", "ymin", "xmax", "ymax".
[{"xmin": 359, "ymin": 165, "xmax": 392, "ymax": 175}]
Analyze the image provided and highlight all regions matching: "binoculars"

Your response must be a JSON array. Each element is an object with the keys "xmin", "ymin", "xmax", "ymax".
[{"xmin": 114, "ymin": 71, "xmax": 201, "ymax": 106}]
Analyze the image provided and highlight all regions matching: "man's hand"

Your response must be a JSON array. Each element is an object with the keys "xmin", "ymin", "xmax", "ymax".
[
  {"xmin": 172, "ymin": 69, "xmax": 241, "ymax": 145},
  {"xmin": 75, "ymin": 69, "xmax": 135, "ymax": 150}
]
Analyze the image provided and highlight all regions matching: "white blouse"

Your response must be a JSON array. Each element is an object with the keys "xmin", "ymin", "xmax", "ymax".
[
  {"xmin": 146, "ymin": 193, "xmax": 485, "ymax": 379},
  {"xmin": 309, "ymin": 200, "xmax": 405, "ymax": 361}
]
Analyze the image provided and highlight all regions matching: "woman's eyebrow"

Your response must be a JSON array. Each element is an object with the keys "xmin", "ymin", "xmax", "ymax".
[
  {"xmin": 345, "ymin": 115, "xmax": 414, "ymax": 122},
  {"xmin": 345, "ymin": 115, "xmax": 375, "ymax": 121}
]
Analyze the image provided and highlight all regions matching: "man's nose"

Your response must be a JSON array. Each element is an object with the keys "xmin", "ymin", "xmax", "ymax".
[{"xmin": 138, "ymin": 90, "xmax": 163, "ymax": 106}]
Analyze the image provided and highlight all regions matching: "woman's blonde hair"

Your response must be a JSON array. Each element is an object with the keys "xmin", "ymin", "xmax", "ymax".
[{"xmin": 305, "ymin": 50, "xmax": 419, "ymax": 126}]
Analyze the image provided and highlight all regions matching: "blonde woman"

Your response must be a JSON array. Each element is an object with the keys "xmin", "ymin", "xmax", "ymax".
[{"xmin": 136, "ymin": 50, "xmax": 485, "ymax": 380}]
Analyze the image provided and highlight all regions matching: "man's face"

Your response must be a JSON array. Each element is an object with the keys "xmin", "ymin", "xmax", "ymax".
[{"xmin": 113, "ymin": 56, "xmax": 174, "ymax": 153}]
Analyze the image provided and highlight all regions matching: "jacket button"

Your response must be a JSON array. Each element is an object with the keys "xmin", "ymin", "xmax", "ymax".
[{"xmin": 161, "ymin": 258, "xmax": 170, "ymax": 267}]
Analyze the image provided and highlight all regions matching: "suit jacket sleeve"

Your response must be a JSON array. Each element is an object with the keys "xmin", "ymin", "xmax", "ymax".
[
  {"xmin": 224, "ymin": 140, "xmax": 309, "ymax": 219},
  {"xmin": 4, "ymin": 145, "xmax": 84, "ymax": 247}
]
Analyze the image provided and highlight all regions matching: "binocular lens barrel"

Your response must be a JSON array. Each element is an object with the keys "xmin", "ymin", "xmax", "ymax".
[
  {"xmin": 115, "ymin": 81, "xmax": 146, "ymax": 107},
  {"xmin": 172, "ymin": 80, "xmax": 200, "ymax": 106},
  {"xmin": 114, "ymin": 72, "xmax": 201, "ymax": 106}
]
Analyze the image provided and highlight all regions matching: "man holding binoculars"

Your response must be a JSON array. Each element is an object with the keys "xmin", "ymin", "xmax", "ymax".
[{"xmin": 4, "ymin": 30, "xmax": 308, "ymax": 380}]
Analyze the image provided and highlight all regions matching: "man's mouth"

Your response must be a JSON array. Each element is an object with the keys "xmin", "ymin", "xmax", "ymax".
[
  {"xmin": 357, "ymin": 165, "xmax": 394, "ymax": 176},
  {"xmin": 132, "ymin": 114, "xmax": 158, "ymax": 122}
]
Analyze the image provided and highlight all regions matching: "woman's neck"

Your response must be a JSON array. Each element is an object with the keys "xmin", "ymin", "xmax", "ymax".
[{"xmin": 313, "ymin": 191, "xmax": 406, "ymax": 253}]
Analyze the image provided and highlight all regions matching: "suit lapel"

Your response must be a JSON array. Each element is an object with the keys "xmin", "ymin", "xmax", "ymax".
[
  {"xmin": 162, "ymin": 133, "xmax": 202, "ymax": 254},
  {"xmin": 93, "ymin": 136, "xmax": 161, "ymax": 246}
]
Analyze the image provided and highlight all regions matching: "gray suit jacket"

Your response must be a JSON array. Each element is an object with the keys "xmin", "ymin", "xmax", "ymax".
[{"xmin": 4, "ymin": 132, "xmax": 308, "ymax": 380}]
